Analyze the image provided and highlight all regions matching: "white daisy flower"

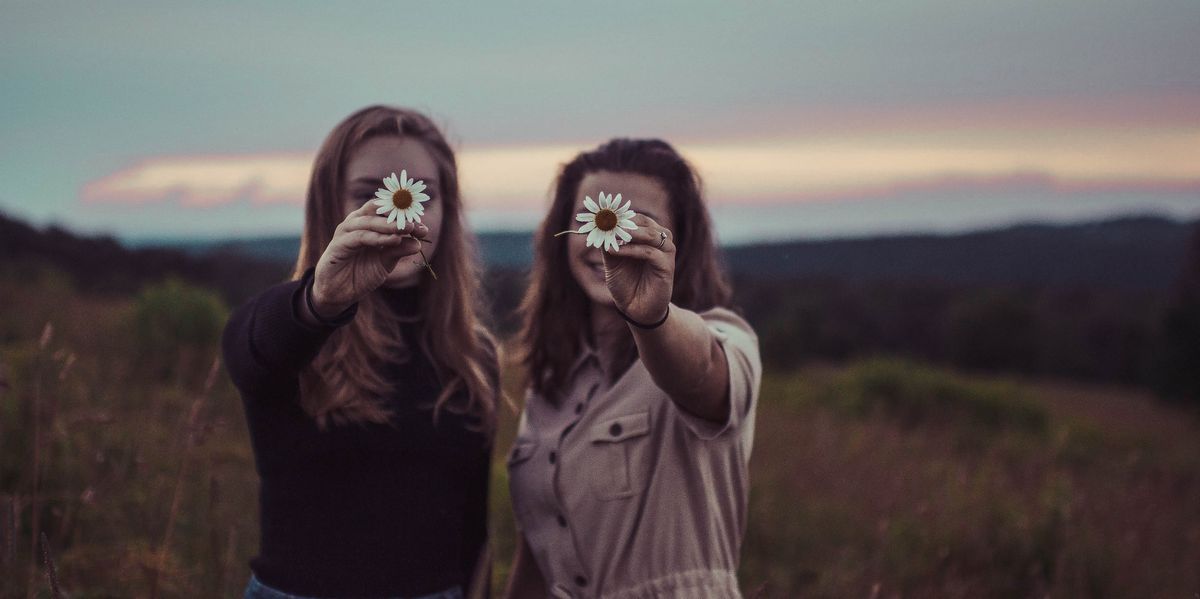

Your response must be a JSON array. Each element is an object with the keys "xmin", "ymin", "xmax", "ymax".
[
  {"xmin": 370, "ymin": 169, "xmax": 438, "ymax": 280},
  {"xmin": 554, "ymin": 191, "xmax": 638, "ymax": 252},
  {"xmin": 372, "ymin": 170, "xmax": 430, "ymax": 227}
]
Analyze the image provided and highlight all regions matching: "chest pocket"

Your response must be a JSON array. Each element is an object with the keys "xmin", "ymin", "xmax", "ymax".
[{"xmin": 588, "ymin": 411, "xmax": 652, "ymax": 500}]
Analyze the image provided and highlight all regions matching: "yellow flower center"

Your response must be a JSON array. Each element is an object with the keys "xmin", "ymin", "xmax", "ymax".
[
  {"xmin": 594, "ymin": 208, "xmax": 617, "ymax": 231},
  {"xmin": 392, "ymin": 188, "xmax": 414, "ymax": 210}
]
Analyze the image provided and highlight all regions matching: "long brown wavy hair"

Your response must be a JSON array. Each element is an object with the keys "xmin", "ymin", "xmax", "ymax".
[
  {"xmin": 519, "ymin": 138, "xmax": 733, "ymax": 405},
  {"xmin": 293, "ymin": 105, "xmax": 497, "ymax": 436}
]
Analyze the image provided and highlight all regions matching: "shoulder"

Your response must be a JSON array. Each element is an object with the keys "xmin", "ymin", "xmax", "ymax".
[
  {"xmin": 696, "ymin": 306, "xmax": 758, "ymax": 344},
  {"xmin": 695, "ymin": 305, "xmax": 761, "ymax": 384}
]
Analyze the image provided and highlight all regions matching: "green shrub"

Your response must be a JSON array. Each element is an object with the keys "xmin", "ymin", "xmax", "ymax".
[
  {"xmin": 821, "ymin": 358, "xmax": 1048, "ymax": 435},
  {"xmin": 131, "ymin": 278, "xmax": 228, "ymax": 381}
]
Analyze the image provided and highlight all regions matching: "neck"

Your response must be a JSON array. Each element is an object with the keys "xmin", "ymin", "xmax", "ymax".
[
  {"xmin": 589, "ymin": 301, "xmax": 628, "ymax": 377},
  {"xmin": 377, "ymin": 284, "xmax": 422, "ymax": 323}
]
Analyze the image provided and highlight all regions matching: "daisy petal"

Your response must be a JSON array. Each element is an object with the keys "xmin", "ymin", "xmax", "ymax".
[
  {"xmin": 576, "ymin": 212, "xmax": 595, "ymax": 222},
  {"xmin": 578, "ymin": 221, "xmax": 597, "ymax": 233},
  {"xmin": 387, "ymin": 209, "xmax": 398, "ymax": 223},
  {"xmin": 619, "ymin": 199, "xmax": 631, "ymax": 213},
  {"xmin": 409, "ymin": 181, "xmax": 426, "ymax": 193},
  {"xmin": 619, "ymin": 219, "xmax": 638, "ymax": 230},
  {"xmin": 386, "ymin": 174, "xmax": 399, "ymax": 191},
  {"xmin": 599, "ymin": 193, "xmax": 610, "ymax": 210},
  {"xmin": 400, "ymin": 170, "xmax": 408, "ymax": 187},
  {"xmin": 586, "ymin": 228, "xmax": 603, "ymax": 248},
  {"xmin": 376, "ymin": 191, "xmax": 392, "ymax": 200},
  {"xmin": 616, "ymin": 227, "xmax": 632, "ymax": 242},
  {"xmin": 374, "ymin": 198, "xmax": 390, "ymax": 207},
  {"xmin": 584, "ymin": 196, "xmax": 599, "ymax": 213},
  {"xmin": 414, "ymin": 192, "xmax": 430, "ymax": 203},
  {"xmin": 376, "ymin": 205, "xmax": 391, "ymax": 215}
]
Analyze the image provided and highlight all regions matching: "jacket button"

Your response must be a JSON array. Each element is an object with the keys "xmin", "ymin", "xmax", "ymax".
[
  {"xmin": 609, "ymin": 422, "xmax": 623, "ymax": 437},
  {"xmin": 557, "ymin": 514, "xmax": 567, "ymax": 527},
  {"xmin": 574, "ymin": 575, "xmax": 588, "ymax": 587},
  {"xmin": 549, "ymin": 451, "xmax": 557, "ymax": 464},
  {"xmin": 575, "ymin": 403, "xmax": 583, "ymax": 414}
]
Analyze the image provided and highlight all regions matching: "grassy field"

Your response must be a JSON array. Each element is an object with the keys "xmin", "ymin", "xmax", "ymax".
[{"xmin": 1, "ymin": 271, "xmax": 1198, "ymax": 597}]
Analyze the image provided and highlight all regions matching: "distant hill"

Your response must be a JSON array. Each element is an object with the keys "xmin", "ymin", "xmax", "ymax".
[
  {"xmin": 127, "ymin": 231, "xmax": 538, "ymax": 269},
  {"xmin": 725, "ymin": 216, "xmax": 1198, "ymax": 292},
  {"xmin": 129, "ymin": 215, "xmax": 1198, "ymax": 293},
  {"xmin": 0, "ymin": 212, "xmax": 291, "ymax": 304},
  {"xmin": 5, "ymin": 209, "xmax": 1197, "ymax": 389}
]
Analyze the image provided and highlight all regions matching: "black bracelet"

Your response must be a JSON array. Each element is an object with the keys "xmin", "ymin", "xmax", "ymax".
[
  {"xmin": 304, "ymin": 275, "xmax": 355, "ymax": 326},
  {"xmin": 617, "ymin": 304, "xmax": 670, "ymax": 330}
]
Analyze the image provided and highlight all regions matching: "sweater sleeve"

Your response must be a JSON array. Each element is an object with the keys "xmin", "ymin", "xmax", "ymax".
[{"xmin": 220, "ymin": 267, "xmax": 358, "ymax": 399}]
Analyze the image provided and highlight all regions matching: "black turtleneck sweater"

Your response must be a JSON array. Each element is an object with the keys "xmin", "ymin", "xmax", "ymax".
[{"xmin": 221, "ymin": 267, "xmax": 493, "ymax": 598}]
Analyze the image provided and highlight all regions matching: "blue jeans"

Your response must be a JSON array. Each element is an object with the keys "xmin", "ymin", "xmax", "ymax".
[{"xmin": 243, "ymin": 573, "xmax": 464, "ymax": 599}]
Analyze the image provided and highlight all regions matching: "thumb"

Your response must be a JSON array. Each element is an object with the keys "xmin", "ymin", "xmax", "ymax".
[{"xmin": 379, "ymin": 237, "xmax": 423, "ymax": 269}]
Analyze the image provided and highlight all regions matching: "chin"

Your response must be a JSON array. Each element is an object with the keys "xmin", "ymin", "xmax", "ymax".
[{"xmin": 384, "ymin": 267, "xmax": 421, "ymax": 287}]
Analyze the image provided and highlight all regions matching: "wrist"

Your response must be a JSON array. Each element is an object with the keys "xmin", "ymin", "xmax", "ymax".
[
  {"xmin": 618, "ymin": 303, "xmax": 670, "ymax": 330},
  {"xmin": 306, "ymin": 277, "xmax": 354, "ymax": 323}
]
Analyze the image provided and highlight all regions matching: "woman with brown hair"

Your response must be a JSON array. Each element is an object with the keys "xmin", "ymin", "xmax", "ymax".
[
  {"xmin": 222, "ymin": 105, "xmax": 498, "ymax": 599},
  {"xmin": 504, "ymin": 139, "xmax": 762, "ymax": 598}
]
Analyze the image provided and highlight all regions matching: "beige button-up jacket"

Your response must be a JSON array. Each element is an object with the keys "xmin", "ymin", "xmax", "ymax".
[{"xmin": 508, "ymin": 307, "xmax": 762, "ymax": 599}]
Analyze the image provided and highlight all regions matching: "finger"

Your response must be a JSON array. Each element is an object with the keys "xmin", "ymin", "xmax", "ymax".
[
  {"xmin": 409, "ymin": 221, "xmax": 430, "ymax": 239},
  {"xmin": 629, "ymin": 213, "xmax": 661, "ymax": 229},
  {"xmin": 603, "ymin": 241, "xmax": 662, "ymax": 262},
  {"xmin": 379, "ymin": 237, "xmax": 424, "ymax": 265},
  {"xmin": 340, "ymin": 214, "xmax": 405, "ymax": 236},
  {"xmin": 339, "ymin": 230, "xmax": 413, "ymax": 251},
  {"xmin": 621, "ymin": 224, "xmax": 672, "ymax": 246},
  {"xmin": 356, "ymin": 199, "xmax": 388, "ymax": 216},
  {"xmin": 341, "ymin": 214, "xmax": 429, "ymax": 238},
  {"xmin": 620, "ymin": 229, "xmax": 674, "ymax": 256}
]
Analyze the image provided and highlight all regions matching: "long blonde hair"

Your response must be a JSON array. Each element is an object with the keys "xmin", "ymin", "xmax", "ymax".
[{"xmin": 293, "ymin": 105, "xmax": 497, "ymax": 436}]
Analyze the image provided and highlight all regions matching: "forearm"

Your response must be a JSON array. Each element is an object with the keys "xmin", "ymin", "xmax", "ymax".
[
  {"xmin": 221, "ymin": 273, "xmax": 350, "ymax": 395},
  {"xmin": 630, "ymin": 304, "xmax": 729, "ymax": 422}
]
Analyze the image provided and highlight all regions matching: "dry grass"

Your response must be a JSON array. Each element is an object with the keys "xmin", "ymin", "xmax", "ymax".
[
  {"xmin": 2, "ymin": 270, "xmax": 1197, "ymax": 597},
  {"xmin": 739, "ymin": 365, "xmax": 1200, "ymax": 598}
]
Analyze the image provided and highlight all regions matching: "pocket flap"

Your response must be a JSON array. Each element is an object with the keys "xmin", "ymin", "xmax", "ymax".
[
  {"xmin": 507, "ymin": 440, "xmax": 538, "ymax": 465},
  {"xmin": 591, "ymin": 411, "xmax": 651, "ymax": 443}
]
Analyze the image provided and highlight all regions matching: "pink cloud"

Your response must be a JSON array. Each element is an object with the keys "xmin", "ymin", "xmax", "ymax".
[
  {"xmin": 772, "ymin": 171, "xmax": 1200, "ymax": 204},
  {"xmin": 80, "ymin": 112, "xmax": 1200, "ymax": 211},
  {"xmin": 82, "ymin": 152, "xmax": 310, "ymax": 207}
]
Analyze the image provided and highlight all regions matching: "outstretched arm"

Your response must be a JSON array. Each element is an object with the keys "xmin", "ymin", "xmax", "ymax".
[{"xmin": 601, "ymin": 213, "xmax": 729, "ymax": 423}]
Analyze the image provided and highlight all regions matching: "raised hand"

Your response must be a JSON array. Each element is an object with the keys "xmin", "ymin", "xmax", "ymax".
[
  {"xmin": 601, "ymin": 213, "xmax": 675, "ymax": 324},
  {"xmin": 311, "ymin": 200, "xmax": 428, "ymax": 317}
]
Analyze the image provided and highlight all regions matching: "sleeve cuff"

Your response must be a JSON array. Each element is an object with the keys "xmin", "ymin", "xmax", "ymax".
[
  {"xmin": 299, "ymin": 267, "xmax": 358, "ymax": 328},
  {"xmin": 673, "ymin": 309, "xmax": 762, "ymax": 441},
  {"xmin": 248, "ymin": 267, "xmax": 358, "ymax": 373}
]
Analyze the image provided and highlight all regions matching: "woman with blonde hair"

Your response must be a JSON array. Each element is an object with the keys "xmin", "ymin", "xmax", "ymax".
[
  {"xmin": 505, "ymin": 138, "xmax": 762, "ymax": 598},
  {"xmin": 222, "ymin": 105, "xmax": 498, "ymax": 599}
]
